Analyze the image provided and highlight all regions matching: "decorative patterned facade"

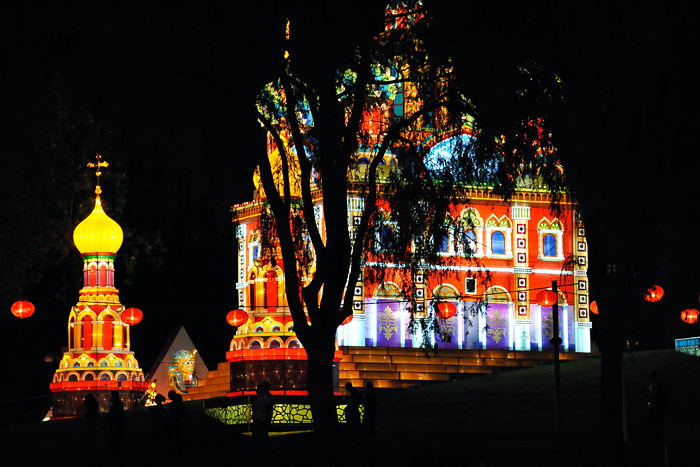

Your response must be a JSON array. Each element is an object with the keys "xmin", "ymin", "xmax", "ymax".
[{"xmin": 230, "ymin": 2, "xmax": 592, "ymax": 364}]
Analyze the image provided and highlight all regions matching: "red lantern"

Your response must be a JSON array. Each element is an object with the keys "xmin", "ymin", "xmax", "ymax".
[
  {"xmin": 121, "ymin": 307, "xmax": 143, "ymax": 325},
  {"xmin": 536, "ymin": 290, "xmax": 558, "ymax": 307},
  {"xmin": 644, "ymin": 285, "xmax": 664, "ymax": 303},
  {"xmin": 590, "ymin": 301, "xmax": 599, "ymax": 315},
  {"xmin": 436, "ymin": 302, "xmax": 457, "ymax": 319},
  {"xmin": 226, "ymin": 309, "xmax": 249, "ymax": 327},
  {"xmin": 681, "ymin": 309, "xmax": 699, "ymax": 324},
  {"xmin": 11, "ymin": 300, "xmax": 34, "ymax": 319},
  {"xmin": 341, "ymin": 314, "xmax": 353, "ymax": 325}
]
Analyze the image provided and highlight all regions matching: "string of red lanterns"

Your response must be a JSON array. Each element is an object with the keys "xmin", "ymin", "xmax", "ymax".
[{"xmin": 11, "ymin": 300, "xmax": 34, "ymax": 319}]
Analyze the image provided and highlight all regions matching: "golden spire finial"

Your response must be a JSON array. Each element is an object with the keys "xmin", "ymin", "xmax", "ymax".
[
  {"xmin": 87, "ymin": 154, "xmax": 109, "ymax": 193},
  {"xmin": 284, "ymin": 19, "xmax": 290, "ymax": 61}
]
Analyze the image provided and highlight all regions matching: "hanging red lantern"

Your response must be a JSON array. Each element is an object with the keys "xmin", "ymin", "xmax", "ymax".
[
  {"xmin": 536, "ymin": 290, "xmax": 558, "ymax": 307},
  {"xmin": 681, "ymin": 309, "xmax": 699, "ymax": 324},
  {"xmin": 590, "ymin": 301, "xmax": 599, "ymax": 315},
  {"xmin": 11, "ymin": 300, "xmax": 34, "ymax": 319},
  {"xmin": 121, "ymin": 307, "xmax": 143, "ymax": 325},
  {"xmin": 644, "ymin": 285, "xmax": 664, "ymax": 302},
  {"xmin": 226, "ymin": 309, "xmax": 249, "ymax": 327},
  {"xmin": 436, "ymin": 302, "xmax": 457, "ymax": 319},
  {"xmin": 341, "ymin": 314, "xmax": 353, "ymax": 325}
]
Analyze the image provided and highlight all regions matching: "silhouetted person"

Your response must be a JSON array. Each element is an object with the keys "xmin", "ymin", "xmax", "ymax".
[
  {"xmin": 648, "ymin": 370, "xmax": 667, "ymax": 442},
  {"xmin": 150, "ymin": 394, "xmax": 168, "ymax": 449},
  {"xmin": 108, "ymin": 390, "xmax": 124, "ymax": 458},
  {"xmin": 84, "ymin": 393, "xmax": 100, "ymax": 442},
  {"xmin": 344, "ymin": 382, "xmax": 362, "ymax": 441},
  {"xmin": 167, "ymin": 389, "xmax": 188, "ymax": 447},
  {"xmin": 251, "ymin": 381, "xmax": 275, "ymax": 450},
  {"xmin": 363, "ymin": 381, "xmax": 378, "ymax": 437}
]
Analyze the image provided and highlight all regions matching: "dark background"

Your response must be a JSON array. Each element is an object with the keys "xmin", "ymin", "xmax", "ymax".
[{"xmin": 0, "ymin": 1, "xmax": 696, "ymax": 422}]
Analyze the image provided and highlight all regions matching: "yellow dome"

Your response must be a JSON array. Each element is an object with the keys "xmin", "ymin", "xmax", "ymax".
[
  {"xmin": 73, "ymin": 187, "xmax": 123, "ymax": 254},
  {"xmin": 253, "ymin": 146, "xmax": 302, "ymax": 199}
]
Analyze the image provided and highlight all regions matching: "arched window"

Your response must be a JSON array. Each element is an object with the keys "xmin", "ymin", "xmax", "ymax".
[
  {"xmin": 249, "ymin": 272, "xmax": 256, "ymax": 311},
  {"xmin": 269, "ymin": 340, "xmax": 281, "ymax": 349},
  {"xmin": 249, "ymin": 340, "xmax": 262, "ymax": 349},
  {"xmin": 438, "ymin": 233, "xmax": 450, "ymax": 253},
  {"xmin": 492, "ymin": 231, "xmax": 505, "ymax": 255},
  {"xmin": 98, "ymin": 264, "xmax": 107, "ymax": 287},
  {"xmin": 68, "ymin": 374, "xmax": 79, "ymax": 381},
  {"xmin": 84, "ymin": 373, "xmax": 95, "ymax": 381},
  {"xmin": 88, "ymin": 264, "xmax": 97, "ymax": 286},
  {"xmin": 544, "ymin": 234, "xmax": 557, "ymax": 257},
  {"xmin": 73, "ymin": 361, "xmax": 81, "ymax": 367},
  {"xmin": 463, "ymin": 229, "xmax": 476, "ymax": 255},
  {"xmin": 68, "ymin": 316, "xmax": 75, "ymax": 349},
  {"xmin": 266, "ymin": 271, "xmax": 278, "ymax": 312},
  {"xmin": 288, "ymin": 340, "xmax": 300, "ymax": 349},
  {"xmin": 100, "ymin": 373, "xmax": 112, "ymax": 381},
  {"xmin": 103, "ymin": 316, "xmax": 113, "ymax": 351},
  {"xmin": 83, "ymin": 316, "xmax": 93, "ymax": 350},
  {"xmin": 116, "ymin": 373, "xmax": 127, "ymax": 381}
]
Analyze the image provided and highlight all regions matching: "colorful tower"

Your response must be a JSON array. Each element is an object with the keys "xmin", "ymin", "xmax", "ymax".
[{"xmin": 50, "ymin": 156, "xmax": 145, "ymax": 418}]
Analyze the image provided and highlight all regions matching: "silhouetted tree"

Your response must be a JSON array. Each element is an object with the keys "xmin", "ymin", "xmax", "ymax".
[{"xmin": 251, "ymin": 1, "xmax": 563, "ymax": 441}]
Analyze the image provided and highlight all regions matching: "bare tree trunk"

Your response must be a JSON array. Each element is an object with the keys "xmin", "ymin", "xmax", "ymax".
[{"xmin": 305, "ymin": 328, "xmax": 340, "ymax": 449}]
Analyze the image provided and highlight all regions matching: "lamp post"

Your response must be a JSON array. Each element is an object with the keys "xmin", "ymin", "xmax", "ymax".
[{"xmin": 536, "ymin": 281, "xmax": 562, "ymax": 433}]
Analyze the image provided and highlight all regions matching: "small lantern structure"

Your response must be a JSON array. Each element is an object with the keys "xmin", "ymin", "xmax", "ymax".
[
  {"xmin": 644, "ymin": 285, "xmax": 664, "ymax": 303},
  {"xmin": 226, "ymin": 309, "xmax": 249, "ymax": 327},
  {"xmin": 121, "ymin": 307, "xmax": 143, "ymax": 325},
  {"xmin": 11, "ymin": 300, "xmax": 35, "ymax": 319},
  {"xmin": 536, "ymin": 290, "xmax": 558, "ymax": 308},
  {"xmin": 681, "ymin": 309, "xmax": 699, "ymax": 324},
  {"xmin": 436, "ymin": 302, "xmax": 457, "ymax": 319}
]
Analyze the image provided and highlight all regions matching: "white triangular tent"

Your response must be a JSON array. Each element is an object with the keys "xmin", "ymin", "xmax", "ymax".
[{"xmin": 146, "ymin": 326, "xmax": 209, "ymax": 400}]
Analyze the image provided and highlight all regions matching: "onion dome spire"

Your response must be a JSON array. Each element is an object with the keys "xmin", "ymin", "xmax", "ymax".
[{"xmin": 73, "ymin": 155, "xmax": 124, "ymax": 254}]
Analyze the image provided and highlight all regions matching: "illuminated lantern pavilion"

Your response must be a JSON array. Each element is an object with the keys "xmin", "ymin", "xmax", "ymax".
[{"xmin": 50, "ymin": 156, "xmax": 145, "ymax": 418}]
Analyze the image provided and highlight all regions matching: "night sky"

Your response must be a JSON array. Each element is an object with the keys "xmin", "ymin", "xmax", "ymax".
[{"xmin": 1, "ymin": 1, "xmax": 696, "ymax": 416}]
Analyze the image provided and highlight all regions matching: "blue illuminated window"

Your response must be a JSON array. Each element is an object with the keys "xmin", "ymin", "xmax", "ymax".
[
  {"xmin": 492, "ymin": 231, "xmax": 505, "ymax": 255},
  {"xmin": 544, "ymin": 234, "xmax": 556, "ymax": 257},
  {"xmin": 463, "ymin": 229, "xmax": 476, "ymax": 255}
]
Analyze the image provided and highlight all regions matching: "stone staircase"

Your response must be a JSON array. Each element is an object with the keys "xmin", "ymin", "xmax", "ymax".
[
  {"xmin": 338, "ymin": 346, "xmax": 592, "ymax": 389},
  {"xmin": 185, "ymin": 347, "xmax": 594, "ymax": 400}
]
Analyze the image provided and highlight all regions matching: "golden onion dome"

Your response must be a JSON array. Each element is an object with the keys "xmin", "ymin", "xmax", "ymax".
[
  {"xmin": 253, "ymin": 146, "xmax": 302, "ymax": 199},
  {"xmin": 73, "ymin": 186, "xmax": 123, "ymax": 254}
]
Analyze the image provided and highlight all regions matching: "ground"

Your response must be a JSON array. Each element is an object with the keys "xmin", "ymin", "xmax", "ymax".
[{"xmin": 2, "ymin": 349, "xmax": 698, "ymax": 466}]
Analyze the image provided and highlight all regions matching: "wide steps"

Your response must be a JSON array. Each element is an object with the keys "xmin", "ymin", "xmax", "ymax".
[{"xmin": 338, "ymin": 346, "xmax": 591, "ymax": 388}]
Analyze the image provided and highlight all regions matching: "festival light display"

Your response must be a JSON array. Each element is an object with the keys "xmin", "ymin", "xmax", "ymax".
[
  {"xmin": 49, "ymin": 155, "xmax": 146, "ymax": 418},
  {"xmin": 536, "ymin": 290, "xmax": 559, "ymax": 308},
  {"xmin": 681, "ymin": 309, "xmax": 699, "ymax": 324},
  {"xmin": 590, "ymin": 301, "xmax": 598, "ymax": 315},
  {"xmin": 644, "ymin": 285, "xmax": 664, "ymax": 302},
  {"xmin": 226, "ymin": 309, "xmax": 249, "ymax": 327},
  {"xmin": 121, "ymin": 307, "xmax": 143, "ymax": 325},
  {"xmin": 11, "ymin": 300, "xmax": 34, "ymax": 319},
  {"xmin": 436, "ymin": 302, "xmax": 457, "ymax": 319}
]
